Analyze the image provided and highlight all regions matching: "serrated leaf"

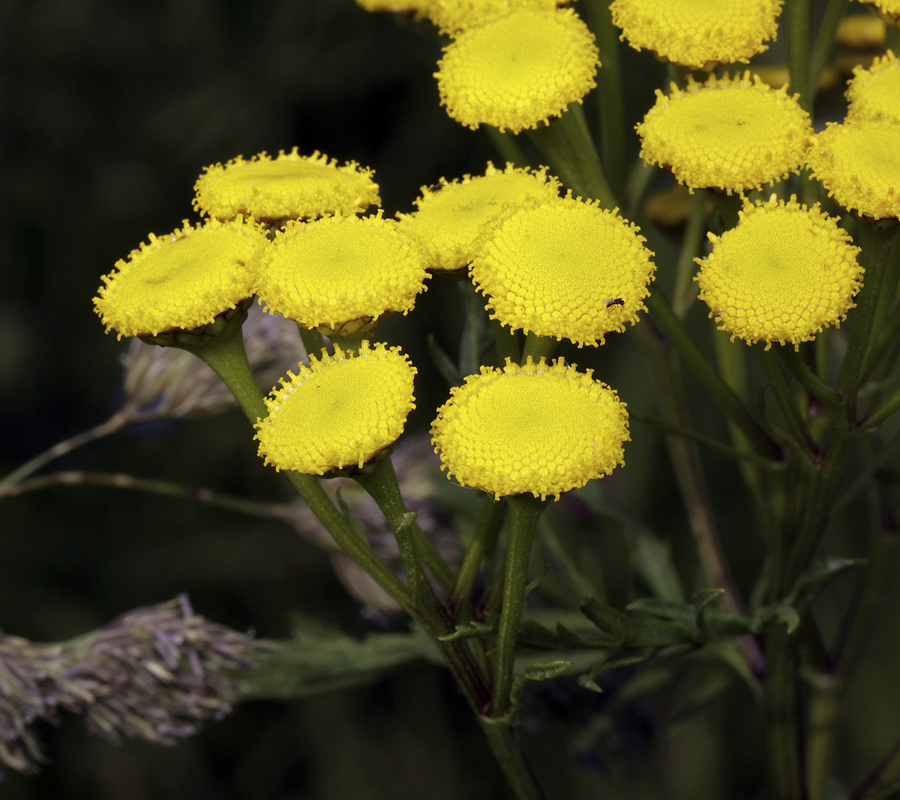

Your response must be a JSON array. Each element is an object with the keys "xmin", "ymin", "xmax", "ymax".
[
  {"xmin": 582, "ymin": 598, "xmax": 695, "ymax": 648},
  {"xmin": 438, "ymin": 620, "xmax": 496, "ymax": 642},
  {"xmin": 509, "ymin": 660, "xmax": 572, "ymax": 720}
]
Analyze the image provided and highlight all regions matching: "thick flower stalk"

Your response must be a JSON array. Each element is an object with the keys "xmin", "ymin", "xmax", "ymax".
[
  {"xmin": 806, "ymin": 120, "xmax": 900, "ymax": 220},
  {"xmin": 257, "ymin": 211, "xmax": 428, "ymax": 338},
  {"xmin": 435, "ymin": 8, "xmax": 599, "ymax": 133},
  {"xmin": 93, "ymin": 218, "xmax": 268, "ymax": 340},
  {"xmin": 637, "ymin": 72, "xmax": 812, "ymax": 196},
  {"xmin": 430, "ymin": 357, "xmax": 630, "ymax": 500},
  {"xmin": 398, "ymin": 163, "xmax": 562, "ymax": 273},
  {"xmin": 470, "ymin": 194, "xmax": 656, "ymax": 346},
  {"xmin": 193, "ymin": 149, "xmax": 380, "ymax": 226},
  {"xmin": 695, "ymin": 196, "xmax": 864, "ymax": 349},
  {"xmin": 255, "ymin": 342, "xmax": 417, "ymax": 475},
  {"xmin": 610, "ymin": 0, "xmax": 784, "ymax": 70}
]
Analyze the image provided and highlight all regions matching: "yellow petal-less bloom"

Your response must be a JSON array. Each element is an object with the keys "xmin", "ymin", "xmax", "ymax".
[
  {"xmin": 193, "ymin": 149, "xmax": 380, "ymax": 225},
  {"xmin": 435, "ymin": 9, "xmax": 599, "ymax": 133},
  {"xmin": 471, "ymin": 195, "xmax": 655, "ymax": 346},
  {"xmin": 355, "ymin": 0, "xmax": 432, "ymax": 16},
  {"xmin": 807, "ymin": 120, "xmax": 900, "ymax": 220},
  {"xmin": 257, "ymin": 212, "xmax": 429, "ymax": 334},
  {"xmin": 695, "ymin": 196, "xmax": 863, "ymax": 349},
  {"xmin": 255, "ymin": 342, "xmax": 417, "ymax": 475},
  {"xmin": 399, "ymin": 163, "xmax": 562, "ymax": 272},
  {"xmin": 859, "ymin": 0, "xmax": 900, "ymax": 23},
  {"xmin": 427, "ymin": 0, "xmax": 562, "ymax": 33},
  {"xmin": 846, "ymin": 50, "xmax": 900, "ymax": 123},
  {"xmin": 836, "ymin": 13, "xmax": 887, "ymax": 50},
  {"xmin": 610, "ymin": 0, "xmax": 784, "ymax": 70},
  {"xmin": 431, "ymin": 357, "xmax": 629, "ymax": 500},
  {"xmin": 637, "ymin": 72, "xmax": 812, "ymax": 195},
  {"xmin": 94, "ymin": 218, "xmax": 268, "ymax": 340}
]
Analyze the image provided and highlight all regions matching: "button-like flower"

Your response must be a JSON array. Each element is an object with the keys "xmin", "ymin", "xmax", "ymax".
[
  {"xmin": 806, "ymin": 120, "xmax": 900, "ymax": 220},
  {"xmin": 94, "ymin": 218, "xmax": 268, "ymax": 340},
  {"xmin": 610, "ymin": 0, "xmax": 784, "ymax": 70},
  {"xmin": 399, "ymin": 163, "xmax": 561, "ymax": 272},
  {"xmin": 470, "ymin": 195, "xmax": 655, "ymax": 346},
  {"xmin": 435, "ymin": 9, "xmax": 599, "ymax": 133},
  {"xmin": 846, "ymin": 50, "xmax": 900, "ymax": 123},
  {"xmin": 858, "ymin": 0, "xmax": 900, "ymax": 23},
  {"xmin": 427, "ymin": 0, "xmax": 562, "ymax": 33},
  {"xmin": 354, "ymin": 0, "xmax": 431, "ymax": 16},
  {"xmin": 431, "ymin": 357, "xmax": 629, "ymax": 500},
  {"xmin": 193, "ymin": 149, "xmax": 380, "ymax": 226},
  {"xmin": 695, "ymin": 196, "xmax": 863, "ymax": 349},
  {"xmin": 637, "ymin": 72, "xmax": 812, "ymax": 195},
  {"xmin": 255, "ymin": 342, "xmax": 417, "ymax": 475},
  {"xmin": 256, "ymin": 211, "xmax": 429, "ymax": 336}
]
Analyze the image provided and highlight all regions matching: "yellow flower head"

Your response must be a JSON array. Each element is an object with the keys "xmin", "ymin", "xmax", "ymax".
[
  {"xmin": 257, "ymin": 212, "xmax": 429, "ymax": 335},
  {"xmin": 807, "ymin": 120, "xmax": 900, "ymax": 220},
  {"xmin": 427, "ymin": 0, "xmax": 563, "ymax": 33},
  {"xmin": 435, "ymin": 9, "xmax": 599, "ymax": 133},
  {"xmin": 431, "ymin": 357, "xmax": 629, "ymax": 500},
  {"xmin": 610, "ymin": 0, "xmax": 784, "ymax": 70},
  {"xmin": 94, "ymin": 218, "xmax": 268, "ymax": 340},
  {"xmin": 858, "ymin": 0, "xmax": 900, "ymax": 23},
  {"xmin": 695, "ymin": 196, "xmax": 863, "ymax": 349},
  {"xmin": 846, "ymin": 50, "xmax": 900, "ymax": 123},
  {"xmin": 399, "ymin": 163, "xmax": 561, "ymax": 272},
  {"xmin": 637, "ymin": 72, "xmax": 813, "ymax": 195},
  {"xmin": 193, "ymin": 149, "xmax": 380, "ymax": 225},
  {"xmin": 255, "ymin": 342, "xmax": 417, "ymax": 475},
  {"xmin": 355, "ymin": 0, "xmax": 432, "ymax": 16},
  {"xmin": 470, "ymin": 195, "xmax": 655, "ymax": 346}
]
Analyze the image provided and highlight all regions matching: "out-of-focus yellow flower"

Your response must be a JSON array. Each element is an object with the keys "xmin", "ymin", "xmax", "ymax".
[
  {"xmin": 471, "ymin": 196, "xmax": 655, "ymax": 346},
  {"xmin": 836, "ymin": 13, "xmax": 887, "ymax": 50},
  {"xmin": 431, "ymin": 357, "xmax": 629, "ymax": 500},
  {"xmin": 610, "ymin": 0, "xmax": 784, "ymax": 70},
  {"xmin": 193, "ymin": 149, "xmax": 380, "ymax": 226},
  {"xmin": 807, "ymin": 120, "xmax": 900, "ymax": 220},
  {"xmin": 255, "ymin": 342, "xmax": 416, "ymax": 475},
  {"xmin": 94, "ymin": 219, "xmax": 268, "ymax": 340},
  {"xmin": 257, "ymin": 212, "xmax": 428, "ymax": 337},
  {"xmin": 695, "ymin": 196, "xmax": 863, "ymax": 349},
  {"xmin": 427, "ymin": 0, "xmax": 563, "ymax": 33},
  {"xmin": 354, "ymin": 0, "xmax": 432, "ymax": 16},
  {"xmin": 859, "ymin": 0, "xmax": 900, "ymax": 23},
  {"xmin": 435, "ymin": 9, "xmax": 599, "ymax": 133},
  {"xmin": 751, "ymin": 64, "xmax": 840, "ymax": 94},
  {"xmin": 846, "ymin": 50, "xmax": 900, "ymax": 123},
  {"xmin": 637, "ymin": 72, "xmax": 812, "ymax": 195},
  {"xmin": 398, "ymin": 163, "xmax": 561, "ymax": 272}
]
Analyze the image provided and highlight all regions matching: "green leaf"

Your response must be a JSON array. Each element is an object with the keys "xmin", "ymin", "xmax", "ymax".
[
  {"xmin": 754, "ymin": 602, "xmax": 801, "ymax": 634},
  {"xmin": 785, "ymin": 557, "xmax": 865, "ymax": 609},
  {"xmin": 581, "ymin": 597, "xmax": 695, "ymax": 648},
  {"xmin": 438, "ymin": 619, "xmax": 496, "ymax": 642},
  {"xmin": 510, "ymin": 660, "xmax": 571, "ymax": 720}
]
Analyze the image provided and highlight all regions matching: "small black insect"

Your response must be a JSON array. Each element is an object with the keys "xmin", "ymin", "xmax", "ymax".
[{"xmin": 604, "ymin": 298, "xmax": 625, "ymax": 308}]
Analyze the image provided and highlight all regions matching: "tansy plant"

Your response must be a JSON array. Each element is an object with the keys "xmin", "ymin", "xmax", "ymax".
[{"xmin": 8, "ymin": 2, "xmax": 900, "ymax": 800}]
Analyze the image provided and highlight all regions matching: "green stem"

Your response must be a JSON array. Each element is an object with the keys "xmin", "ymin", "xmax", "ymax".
[
  {"xmin": 581, "ymin": 0, "xmax": 627, "ymax": 197},
  {"xmin": 354, "ymin": 458, "xmax": 457, "ymax": 595},
  {"xmin": 673, "ymin": 192, "xmax": 708, "ymax": 318},
  {"xmin": 851, "ymin": 733, "xmax": 900, "ymax": 800},
  {"xmin": 484, "ymin": 126, "xmax": 531, "ymax": 168},
  {"xmin": 778, "ymin": 347, "xmax": 840, "ymax": 408},
  {"xmin": 862, "ymin": 384, "xmax": 900, "ymax": 431},
  {"xmin": 491, "ymin": 494, "xmax": 547, "ymax": 719},
  {"xmin": 785, "ymin": 0, "xmax": 813, "ymax": 114},
  {"xmin": 645, "ymin": 290, "xmax": 782, "ymax": 461},
  {"xmin": 758, "ymin": 346, "xmax": 820, "ymax": 460},
  {"xmin": 479, "ymin": 718, "xmax": 548, "ymax": 800},
  {"xmin": 521, "ymin": 333, "xmax": 558, "ymax": 362},
  {"xmin": 810, "ymin": 0, "xmax": 850, "ymax": 89},
  {"xmin": 450, "ymin": 495, "xmax": 505, "ymax": 612},
  {"xmin": 179, "ymin": 319, "xmax": 416, "ymax": 617},
  {"xmin": 297, "ymin": 324, "xmax": 329, "ymax": 358},
  {"xmin": 764, "ymin": 626, "xmax": 805, "ymax": 800},
  {"xmin": 526, "ymin": 103, "xmax": 616, "ymax": 208},
  {"xmin": 837, "ymin": 219, "xmax": 899, "ymax": 419}
]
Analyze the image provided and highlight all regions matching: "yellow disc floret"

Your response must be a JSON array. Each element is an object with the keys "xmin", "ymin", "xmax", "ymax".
[
  {"xmin": 431, "ymin": 357, "xmax": 629, "ymax": 500},
  {"xmin": 94, "ymin": 218, "xmax": 268, "ymax": 340},
  {"xmin": 435, "ymin": 9, "xmax": 599, "ymax": 133},
  {"xmin": 695, "ymin": 196, "xmax": 863, "ymax": 349},
  {"xmin": 257, "ymin": 212, "xmax": 429, "ymax": 333},
  {"xmin": 610, "ymin": 0, "xmax": 784, "ymax": 70},
  {"xmin": 471, "ymin": 195, "xmax": 655, "ymax": 346},
  {"xmin": 859, "ymin": 0, "xmax": 900, "ymax": 23},
  {"xmin": 255, "ymin": 342, "xmax": 417, "ymax": 474},
  {"xmin": 846, "ymin": 50, "xmax": 900, "ymax": 123},
  {"xmin": 637, "ymin": 72, "xmax": 812, "ymax": 195},
  {"xmin": 807, "ymin": 120, "xmax": 900, "ymax": 220},
  {"xmin": 193, "ymin": 149, "xmax": 380, "ymax": 225},
  {"xmin": 399, "ymin": 163, "xmax": 561, "ymax": 272},
  {"xmin": 427, "ymin": 0, "xmax": 562, "ymax": 33}
]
